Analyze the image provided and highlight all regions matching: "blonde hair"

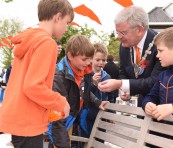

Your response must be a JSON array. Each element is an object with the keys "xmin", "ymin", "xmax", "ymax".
[
  {"xmin": 154, "ymin": 27, "xmax": 173, "ymax": 49},
  {"xmin": 66, "ymin": 34, "xmax": 95, "ymax": 57},
  {"xmin": 38, "ymin": 0, "xmax": 74, "ymax": 22},
  {"xmin": 94, "ymin": 43, "xmax": 108, "ymax": 56}
]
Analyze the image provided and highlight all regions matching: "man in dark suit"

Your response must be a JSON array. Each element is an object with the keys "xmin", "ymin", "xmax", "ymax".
[{"xmin": 98, "ymin": 6, "xmax": 164, "ymax": 107}]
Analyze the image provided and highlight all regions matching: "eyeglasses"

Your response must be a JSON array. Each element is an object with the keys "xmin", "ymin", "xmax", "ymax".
[
  {"xmin": 116, "ymin": 26, "xmax": 138, "ymax": 37},
  {"xmin": 115, "ymin": 31, "xmax": 128, "ymax": 36}
]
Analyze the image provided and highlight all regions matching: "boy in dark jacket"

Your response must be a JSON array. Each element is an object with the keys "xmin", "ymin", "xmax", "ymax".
[
  {"xmin": 142, "ymin": 27, "xmax": 173, "ymax": 121},
  {"xmin": 48, "ymin": 35, "xmax": 108, "ymax": 148},
  {"xmin": 80, "ymin": 43, "xmax": 114, "ymax": 138}
]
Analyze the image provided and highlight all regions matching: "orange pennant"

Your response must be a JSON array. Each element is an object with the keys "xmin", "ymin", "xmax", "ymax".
[
  {"xmin": 113, "ymin": 0, "xmax": 133, "ymax": 7},
  {"xmin": 74, "ymin": 4, "xmax": 101, "ymax": 25},
  {"xmin": 70, "ymin": 22, "xmax": 80, "ymax": 27},
  {"xmin": 7, "ymin": 35, "xmax": 13, "ymax": 40},
  {"xmin": 0, "ymin": 42, "xmax": 4, "ymax": 47},
  {"xmin": 1, "ymin": 38, "xmax": 13, "ymax": 48}
]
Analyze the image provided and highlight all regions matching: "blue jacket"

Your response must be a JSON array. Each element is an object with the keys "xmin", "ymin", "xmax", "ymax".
[
  {"xmin": 142, "ymin": 66, "xmax": 173, "ymax": 110},
  {"xmin": 5, "ymin": 65, "xmax": 12, "ymax": 84},
  {"xmin": 80, "ymin": 70, "xmax": 114, "ymax": 137},
  {"xmin": 90, "ymin": 71, "xmax": 114, "ymax": 102},
  {"xmin": 47, "ymin": 56, "xmax": 102, "ymax": 143}
]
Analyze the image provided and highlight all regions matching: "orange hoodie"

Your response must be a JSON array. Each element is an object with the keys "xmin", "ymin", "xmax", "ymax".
[{"xmin": 0, "ymin": 28, "xmax": 67, "ymax": 136}]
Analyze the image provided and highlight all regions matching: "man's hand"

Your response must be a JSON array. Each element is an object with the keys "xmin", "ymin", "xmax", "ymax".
[
  {"xmin": 145, "ymin": 102, "xmax": 157, "ymax": 116},
  {"xmin": 62, "ymin": 101, "xmax": 70, "ymax": 119},
  {"xmin": 98, "ymin": 79, "xmax": 122, "ymax": 92},
  {"xmin": 99, "ymin": 101, "xmax": 109, "ymax": 110},
  {"xmin": 152, "ymin": 104, "xmax": 173, "ymax": 121}
]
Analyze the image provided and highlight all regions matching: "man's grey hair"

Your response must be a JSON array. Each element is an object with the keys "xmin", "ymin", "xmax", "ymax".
[{"xmin": 114, "ymin": 5, "xmax": 149, "ymax": 30}]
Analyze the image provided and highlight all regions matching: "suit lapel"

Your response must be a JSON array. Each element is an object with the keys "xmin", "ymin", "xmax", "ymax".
[{"xmin": 142, "ymin": 29, "xmax": 156, "ymax": 56}]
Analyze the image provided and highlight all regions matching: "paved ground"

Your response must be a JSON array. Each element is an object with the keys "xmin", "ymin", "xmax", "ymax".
[{"xmin": 0, "ymin": 134, "xmax": 13, "ymax": 148}]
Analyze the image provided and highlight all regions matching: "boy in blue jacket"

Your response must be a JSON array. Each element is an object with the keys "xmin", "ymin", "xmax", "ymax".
[
  {"xmin": 142, "ymin": 27, "xmax": 173, "ymax": 121},
  {"xmin": 48, "ymin": 35, "xmax": 108, "ymax": 148},
  {"xmin": 80, "ymin": 43, "xmax": 114, "ymax": 138}
]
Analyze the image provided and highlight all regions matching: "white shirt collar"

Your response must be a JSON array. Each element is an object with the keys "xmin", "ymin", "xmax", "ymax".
[{"xmin": 137, "ymin": 31, "xmax": 147, "ymax": 50}]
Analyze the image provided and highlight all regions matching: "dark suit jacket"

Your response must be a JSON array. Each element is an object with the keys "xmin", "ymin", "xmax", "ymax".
[{"xmin": 119, "ymin": 29, "xmax": 164, "ymax": 104}]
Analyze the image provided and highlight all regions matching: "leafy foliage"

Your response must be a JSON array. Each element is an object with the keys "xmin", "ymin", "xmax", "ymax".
[
  {"xmin": 2, "ymin": 0, "xmax": 13, "ymax": 3},
  {"xmin": 107, "ymin": 32, "xmax": 120, "ymax": 62},
  {"xmin": 57, "ymin": 24, "xmax": 110, "ymax": 61},
  {"xmin": 0, "ymin": 18, "xmax": 23, "ymax": 68}
]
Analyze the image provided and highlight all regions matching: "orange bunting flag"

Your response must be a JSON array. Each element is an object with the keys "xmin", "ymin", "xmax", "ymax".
[
  {"xmin": 1, "ymin": 37, "xmax": 13, "ymax": 49},
  {"xmin": 0, "ymin": 42, "xmax": 4, "ymax": 47},
  {"xmin": 7, "ymin": 35, "xmax": 13, "ymax": 40},
  {"xmin": 113, "ymin": 0, "xmax": 133, "ymax": 7},
  {"xmin": 74, "ymin": 4, "xmax": 101, "ymax": 25},
  {"xmin": 70, "ymin": 22, "xmax": 80, "ymax": 27}
]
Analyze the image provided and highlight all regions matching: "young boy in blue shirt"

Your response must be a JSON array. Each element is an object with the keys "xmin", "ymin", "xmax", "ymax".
[
  {"xmin": 142, "ymin": 27, "xmax": 173, "ymax": 121},
  {"xmin": 80, "ymin": 43, "xmax": 114, "ymax": 138}
]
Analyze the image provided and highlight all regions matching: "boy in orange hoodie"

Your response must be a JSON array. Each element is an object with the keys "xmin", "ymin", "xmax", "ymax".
[{"xmin": 0, "ymin": 0, "xmax": 74, "ymax": 147}]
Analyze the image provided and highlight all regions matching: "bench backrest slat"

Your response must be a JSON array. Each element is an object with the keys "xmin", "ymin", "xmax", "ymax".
[
  {"xmin": 145, "ymin": 134, "xmax": 173, "ymax": 148},
  {"xmin": 87, "ymin": 103, "xmax": 173, "ymax": 148},
  {"xmin": 149, "ymin": 121, "xmax": 173, "ymax": 136},
  {"xmin": 94, "ymin": 130, "xmax": 137, "ymax": 148},
  {"xmin": 98, "ymin": 120, "xmax": 140, "ymax": 140}
]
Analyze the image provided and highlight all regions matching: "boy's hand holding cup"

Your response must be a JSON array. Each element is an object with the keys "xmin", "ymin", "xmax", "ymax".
[{"xmin": 93, "ymin": 68, "xmax": 102, "ymax": 86}]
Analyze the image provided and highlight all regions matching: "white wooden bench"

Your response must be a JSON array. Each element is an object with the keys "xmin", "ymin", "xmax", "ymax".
[{"xmin": 44, "ymin": 103, "xmax": 173, "ymax": 148}]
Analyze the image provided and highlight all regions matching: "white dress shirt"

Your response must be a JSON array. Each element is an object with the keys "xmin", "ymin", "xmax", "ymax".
[{"xmin": 120, "ymin": 31, "xmax": 148, "ymax": 96}]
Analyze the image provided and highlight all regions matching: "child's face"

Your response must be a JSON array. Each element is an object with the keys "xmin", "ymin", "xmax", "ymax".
[
  {"xmin": 156, "ymin": 42, "xmax": 173, "ymax": 67},
  {"xmin": 53, "ymin": 14, "xmax": 71, "ymax": 39},
  {"xmin": 92, "ymin": 52, "xmax": 107, "ymax": 73},
  {"xmin": 57, "ymin": 45, "xmax": 62, "ymax": 54},
  {"xmin": 68, "ymin": 53, "xmax": 92, "ymax": 71}
]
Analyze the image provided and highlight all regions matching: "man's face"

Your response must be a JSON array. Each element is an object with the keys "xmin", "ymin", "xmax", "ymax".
[
  {"xmin": 156, "ymin": 42, "xmax": 173, "ymax": 67},
  {"xmin": 115, "ymin": 21, "xmax": 141, "ymax": 47}
]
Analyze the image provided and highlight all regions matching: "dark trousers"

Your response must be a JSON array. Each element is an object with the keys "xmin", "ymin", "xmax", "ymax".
[
  {"xmin": 52, "ymin": 119, "xmax": 70, "ymax": 148},
  {"xmin": 12, "ymin": 134, "xmax": 43, "ymax": 148}
]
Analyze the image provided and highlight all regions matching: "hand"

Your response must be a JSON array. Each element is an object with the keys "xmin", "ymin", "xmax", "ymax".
[
  {"xmin": 145, "ymin": 102, "xmax": 157, "ymax": 116},
  {"xmin": 99, "ymin": 101, "xmax": 109, "ymax": 110},
  {"xmin": 93, "ymin": 72, "xmax": 101, "ymax": 86},
  {"xmin": 152, "ymin": 104, "xmax": 173, "ymax": 121},
  {"xmin": 98, "ymin": 79, "xmax": 122, "ymax": 92},
  {"xmin": 62, "ymin": 101, "xmax": 70, "ymax": 119},
  {"xmin": 119, "ymin": 89, "xmax": 130, "ymax": 101}
]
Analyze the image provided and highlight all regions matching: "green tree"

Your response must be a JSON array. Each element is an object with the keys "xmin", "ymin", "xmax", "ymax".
[
  {"xmin": 57, "ymin": 24, "xmax": 109, "ymax": 61},
  {"xmin": 2, "ymin": 0, "xmax": 13, "ymax": 3},
  {"xmin": 0, "ymin": 18, "xmax": 23, "ymax": 68},
  {"xmin": 107, "ymin": 32, "xmax": 120, "ymax": 62}
]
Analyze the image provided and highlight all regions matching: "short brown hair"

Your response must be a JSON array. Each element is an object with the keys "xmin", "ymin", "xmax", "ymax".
[
  {"xmin": 107, "ymin": 55, "xmax": 114, "ymax": 62},
  {"xmin": 154, "ymin": 27, "xmax": 173, "ymax": 49},
  {"xmin": 94, "ymin": 43, "xmax": 108, "ymax": 56},
  {"xmin": 38, "ymin": 0, "xmax": 74, "ymax": 22},
  {"xmin": 66, "ymin": 34, "xmax": 95, "ymax": 57}
]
